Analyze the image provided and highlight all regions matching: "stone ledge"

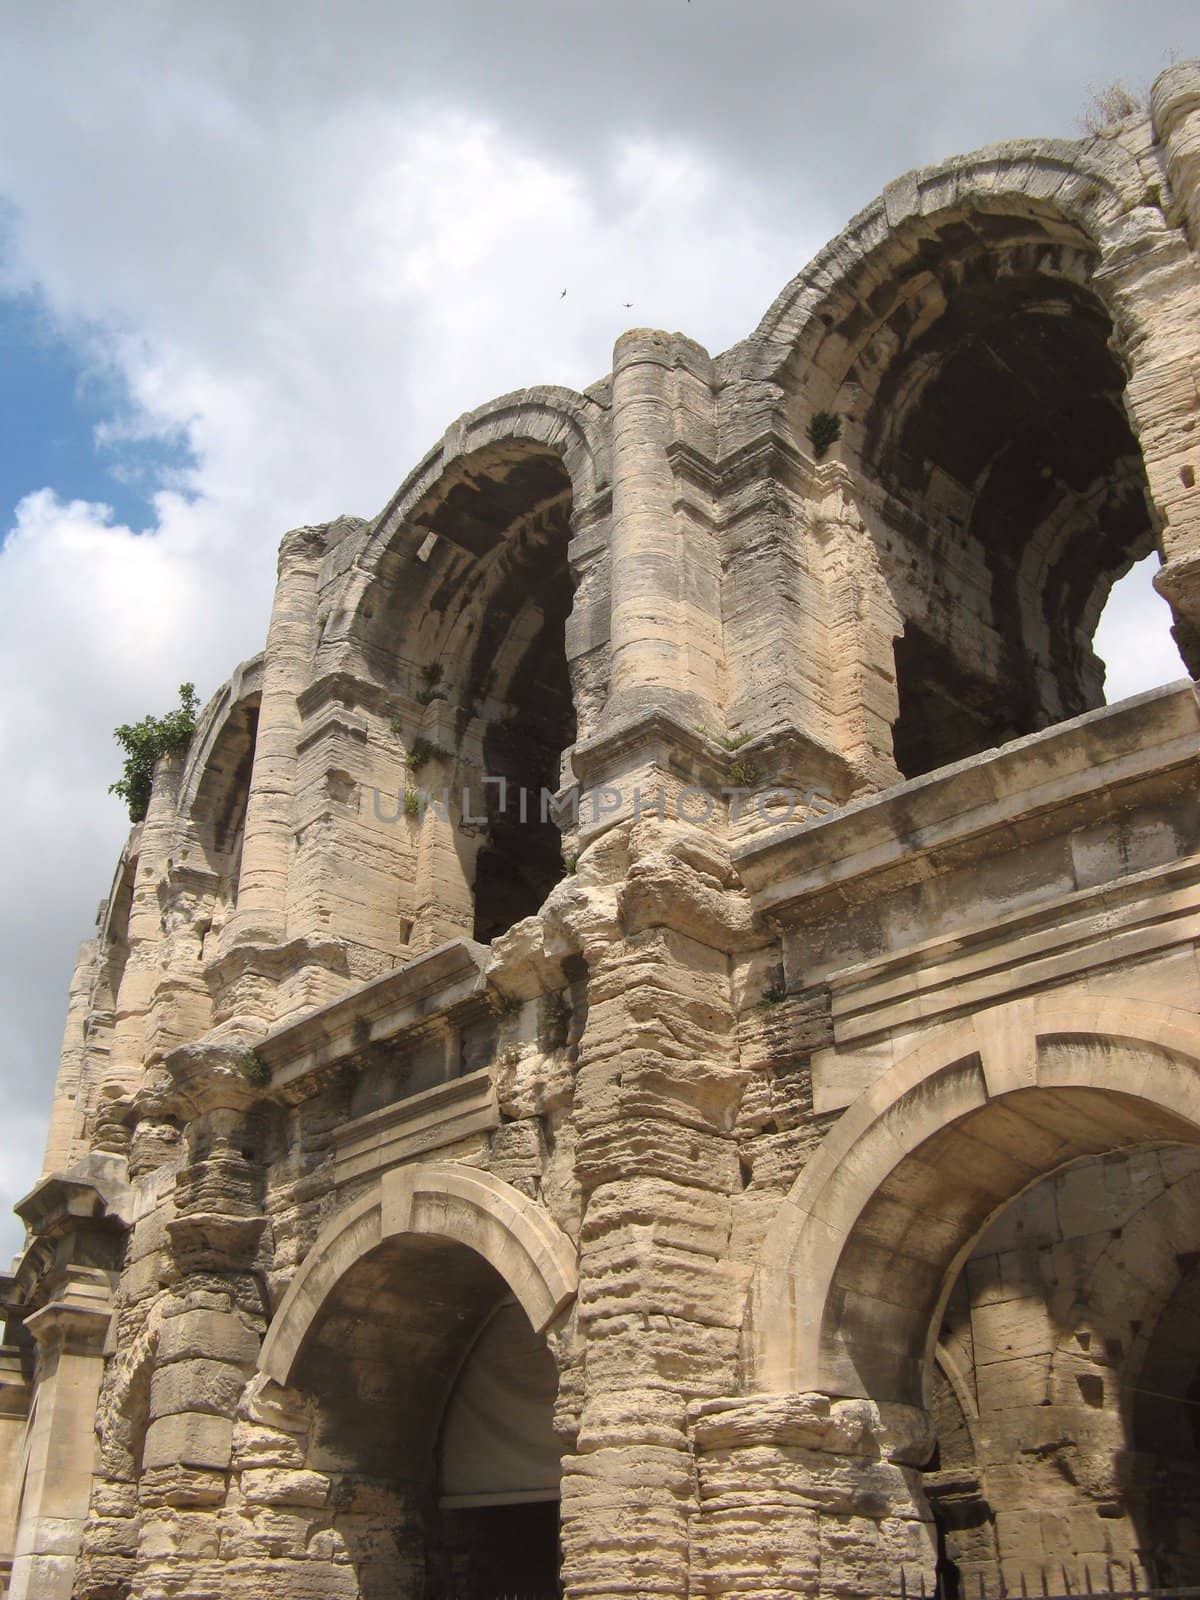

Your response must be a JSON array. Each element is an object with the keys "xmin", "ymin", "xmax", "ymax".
[
  {"xmin": 333, "ymin": 1068, "xmax": 499, "ymax": 1189},
  {"xmin": 258, "ymin": 938, "xmax": 491, "ymax": 1103},
  {"xmin": 735, "ymin": 680, "xmax": 1200, "ymax": 914}
]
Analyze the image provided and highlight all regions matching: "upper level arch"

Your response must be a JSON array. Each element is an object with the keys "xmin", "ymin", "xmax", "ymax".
[
  {"xmin": 747, "ymin": 140, "xmax": 1144, "ymax": 382},
  {"xmin": 733, "ymin": 137, "xmax": 1196, "ymax": 780},
  {"xmin": 317, "ymin": 388, "xmax": 611, "ymax": 948},
  {"xmin": 175, "ymin": 656, "xmax": 263, "ymax": 890}
]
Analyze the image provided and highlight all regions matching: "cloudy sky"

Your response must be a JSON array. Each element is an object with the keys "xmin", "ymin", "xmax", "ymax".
[{"xmin": 0, "ymin": 2, "xmax": 1193, "ymax": 1260}]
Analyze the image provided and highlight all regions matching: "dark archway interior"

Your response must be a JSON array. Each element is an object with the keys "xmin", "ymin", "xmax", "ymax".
[
  {"xmin": 854, "ymin": 217, "xmax": 1164, "ymax": 779},
  {"xmin": 468, "ymin": 505, "xmax": 576, "ymax": 944},
  {"xmin": 1125, "ymin": 1256, "xmax": 1200, "ymax": 1583},
  {"xmin": 381, "ymin": 443, "xmax": 578, "ymax": 946},
  {"xmin": 294, "ymin": 1234, "xmax": 562, "ymax": 1599}
]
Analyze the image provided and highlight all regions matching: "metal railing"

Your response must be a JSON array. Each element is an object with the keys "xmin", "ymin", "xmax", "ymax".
[{"xmin": 900, "ymin": 1563, "xmax": 1200, "ymax": 1599}]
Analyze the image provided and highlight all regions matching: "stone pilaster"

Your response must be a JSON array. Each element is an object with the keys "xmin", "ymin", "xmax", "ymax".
[
  {"xmin": 129, "ymin": 1050, "xmax": 271, "ymax": 1599},
  {"xmin": 41, "ymin": 939, "xmax": 101, "ymax": 1176},
  {"xmin": 8, "ymin": 1271, "xmax": 113, "ymax": 1600},
  {"xmin": 687, "ymin": 1394, "xmax": 936, "ymax": 1600},
  {"xmin": 560, "ymin": 828, "xmax": 750, "ymax": 1599},
  {"xmin": 103, "ymin": 757, "xmax": 184, "ymax": 1102},
  {"xmin": 607, "ymin": 331, "xmax": 722, "ymax": 731},
  {"xmin": 224, "ymin": 525, "xmax": 328, "ymax": 951},
  {"xmin": 0, "ymin": 1345, "xmax": 32, "ymax": 1597}
]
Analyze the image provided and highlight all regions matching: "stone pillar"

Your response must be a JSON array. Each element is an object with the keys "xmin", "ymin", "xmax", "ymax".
[
  {"xmin": 130, "ymin": 1051, "xmax": 269, "ymax": 1597},
  {"xmin": 687, "ymin": 1394, "xmax": 936, "ymax": 1600},
  {"xmin": 1104, "ymin": 64, "xmax": 1200, "ymax": 675},
  {"xmin": 811, "ymin": 466, "xmax": 902, "ymax": 792},
  {"xmin": 103, "ymin": 756, "xmax": 184, "ymax": 1101},
  {"xmin": 0, "ymin": 1347, "xmax": 32, "ymax": 1596},
  {"xmin": 8, "ymin": 1271, "xmax": 112, "ymax": 1600},
  {"xmin": 225, "ymin": 525, "xmax": 327, "ymax": 950},
  {"xmin": 560, "ymin": 829, "xmax": 749, "ymax": 1600},
  {"xmin": 607, "ymin": 331, "xmax": 722, "ymax": 730},
  {"xmin": 41, "ymin": 939, "xmax": 100, "ymax": 1176},
  {"xmin": 1152, "ymin": 62, "xmax": 1200, "ymax": 252}
]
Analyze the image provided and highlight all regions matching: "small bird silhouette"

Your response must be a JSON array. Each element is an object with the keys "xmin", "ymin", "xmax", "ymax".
[
  {"xmin": 560, "ymin": 289, "xmax": 567, "ymax": 298},
  {"xmin": 623, "ymin": 301, "xmax": 633, "ymax": 307}
]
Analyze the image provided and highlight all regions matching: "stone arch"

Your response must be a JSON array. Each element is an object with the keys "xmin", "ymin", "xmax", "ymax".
[
  {"xmin": 175, "ymin": 655, "xmax": 264, "ymax": 835},
  {"xmin": 737, "ymin": 136, "xmax": 1195, "ymax": 775},
  {"xmin": 259, "ymin": 1161, "xmax": 578, "ymax": 1388},
  {"xmin": 746, "ymin": 996, "xmax": 1200, "ymax": 1408},
  {"xmin": 367, "ymin": 384, "xmax": 609, "ymax": 561},
  {"xmin": 336, "ymin": 384, "xmax": 610, "ymax": 650},
  {"xmin": 325, "ymin": 388, "xmax": 611, "ymax": 949},
  {"xmin": 747, "ymin": 141, "xmax": 1144, "ymax": 380}
]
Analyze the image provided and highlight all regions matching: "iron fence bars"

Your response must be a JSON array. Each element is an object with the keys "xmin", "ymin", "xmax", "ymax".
[{"xmin": 899, "ymin": 1559, "xmax": 1200, "ymax": 1600}]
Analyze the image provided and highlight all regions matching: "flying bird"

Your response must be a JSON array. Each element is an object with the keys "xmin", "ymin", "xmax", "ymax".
[{"xmin": 560, "ymin": 289, "xmax": 567, "ymax": 298}]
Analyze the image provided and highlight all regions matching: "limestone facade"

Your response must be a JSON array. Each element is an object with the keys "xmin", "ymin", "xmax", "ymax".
[{"xmin": 5, "ymin": 63, "xmax": 1200, "ymax": 1600}]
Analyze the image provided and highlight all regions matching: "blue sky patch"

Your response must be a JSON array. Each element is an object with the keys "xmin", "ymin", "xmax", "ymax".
[{"xmin": 0, "ymin": 288, "xmax": 195, "ymax": 537}]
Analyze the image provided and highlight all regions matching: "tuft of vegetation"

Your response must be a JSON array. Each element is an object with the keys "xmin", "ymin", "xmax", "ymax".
[
  {"xmin": 1076, "ymin": 81, "xmax": 1148, "ymax": 137},
  {"xmin": 540, "ymin": 990, "xmax": 572, "ymax": 1048},
  {"xmin": 416, "ymin": 662, "xmax": 448, "ymax": 706},
  {"xmin": 498, "ymin": 1043, "xmax": 521, "ymax": 1068},
  {"xmin": 239, "ymin": 1049, "xmax": 270, "ymax": 1087},
  {"xmin": 727, "ymin": 759, "xmax": 760, "ymax": 787},
  {"xmin": 806, "ymin": 412, "xmax": 841, "ymax": 461},
  {"xmin": 406, "ymin": 737, "xmax": 451, "ymax": 770},
  {"xmin": 490, "ymin": 990, "xmax": 523, "ymax": 1021},
  {"xmin": 109, "ymin": 683, "xmax": 200, "ymax": 823},
  {"xmin": 716, "ymin": 732, "xmax": 750, "ymax": 751},
  {"xmin": 388, "ymin": 713, "xmax": 405, "ymax": 739},
  {"xmin": 756, "ymin": 972, "xmax": 789, "ymax": 1010},
  {"xmin": 563, "ymin": 853, "xmax": 579, "ymax": 876},
  {"xmin": 403, "ymin": 788, "xmax": 422, "ymax": 819}
]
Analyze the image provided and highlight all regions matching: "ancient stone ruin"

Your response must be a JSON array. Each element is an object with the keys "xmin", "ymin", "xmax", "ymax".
[{"xmin": 5, "ymin": 61, "xmax": 1200, "ymax": 1600}]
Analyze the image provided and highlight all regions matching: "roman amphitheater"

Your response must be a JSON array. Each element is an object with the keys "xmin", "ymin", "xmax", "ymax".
[{"xmin": 5, "ymin": 60, "xmax": 1200, "ymax": 1600}]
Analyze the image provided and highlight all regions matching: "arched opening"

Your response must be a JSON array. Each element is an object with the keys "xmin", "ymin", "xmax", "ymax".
[
  {"xmin": 750, "ymin": 1011, "xmax": 1200, "ymax": 1595},
  {"xmin": 188, "ymin": 690, "xmax": 260, "ymax": 911},
  {"xmin": 824, "ymin": 204, "xmax": 1183, "ymax": 779},
  {"xmin": 926, "ymin": 1147, "xmax": 1200, "ymax": 1592},
  {"xmin": 367, "ymin": 442, "xmax": 578, "ymax": 948},
  {"xmin": 292, "ymin": 1233, "xmax": 562, "ymax": 1599},
  {"xmin": 258, "ymin": 1167, "xmax": 576, "ymax": 1600}
]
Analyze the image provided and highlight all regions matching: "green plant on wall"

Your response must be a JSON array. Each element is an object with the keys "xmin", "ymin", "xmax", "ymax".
[
  {"xmin": 416, "ymin": 662, "xmax": 448, "ymax": 706},
  {"xmin": 109, "ymin": 683, "xmax": 200, "ymax": 823},
  {"xmin": 238, "ymin": 1049, "xmax": 270, "ymax": 1087},
  {"xmin": 806, "ymin": 411, "xmax": 841, "ymax": 461},
  {"xmin": 406, "ymin": 737, "xmax": 451, "ymax": 771}
]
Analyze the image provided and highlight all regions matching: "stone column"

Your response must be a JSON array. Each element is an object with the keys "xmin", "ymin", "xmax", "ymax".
[
  {"xmin": 8, "ymin": 1271, "xmax": 113, "ymax": 1600},
  {"xmin": 40, "ymin": 939, "xmax": 100, "ymax": 1176},
  {"xmin": 607, "ymin": 330, "xmax": 722, "ymax": 730},
  {"xmin": 224, "ymin": 525, "xmax": 327, "ymax": 950},
  {"xmin": 559, "ymin": 829, "xmax": 749, "ymax": 1600},
  {"xmin": 687, "ymin": 1393, "xmax": 936, "ymax": 1600},
  {"xmin": 0, "ymin": 1346, "xmax": 32, "ymax": 1596},
  {"xmin": 103, "ymin": 755, "xmax": 184, "ymax": 1102},
  {"xmin": 130, "ymin": 1051, "xmax": 269, "ymax": 1597},
  {"xmin": 811, "ymin": 465, "xmax": 903, "ymax": 793},
  {"xmin": 1110, "ymin": 62, "xmax": 1200, "ymax": 675}
]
